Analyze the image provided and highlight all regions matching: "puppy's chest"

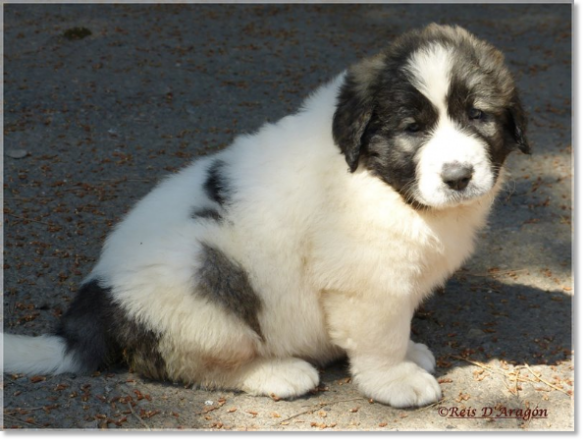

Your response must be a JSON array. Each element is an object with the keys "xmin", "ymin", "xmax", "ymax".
[
  {"xmin": 310, "ymin": 213, "xmax": 476, "ymax": 297},
  {"xmin": 381, "ymin": 223, "xmax": 472, "ymax": 283}
]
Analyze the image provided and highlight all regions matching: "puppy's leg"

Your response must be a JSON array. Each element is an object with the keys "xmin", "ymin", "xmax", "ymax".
[
  {"xmin": 229, "ymin": 357, "xmax": 320, "ymax": 399},
  {"xmin": 323, "ymin": 292, "xmax": 441, "ymax": 408}
]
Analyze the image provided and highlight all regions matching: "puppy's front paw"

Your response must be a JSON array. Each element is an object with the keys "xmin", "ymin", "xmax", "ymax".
[
  {"xmin": 406, "ymin": 341, "xmax": 436, "ymax": 373},
  {"xmin": 355, "ymin": 361, "xmax": 441, "ymax": 408},
  {"xmin": 240, "ymin": 358, "xmax": 319, "ymax": 399}
]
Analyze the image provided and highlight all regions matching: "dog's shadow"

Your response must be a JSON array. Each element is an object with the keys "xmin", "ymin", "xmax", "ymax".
[{"xmin": 414, "ymin": 273, "xmax": 572, "ymax": 368}]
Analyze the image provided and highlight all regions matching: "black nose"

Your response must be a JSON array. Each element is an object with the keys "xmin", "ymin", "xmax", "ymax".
[{"xmin": 441, "ymin": 163, "xmax": 474, "ymax": 191}]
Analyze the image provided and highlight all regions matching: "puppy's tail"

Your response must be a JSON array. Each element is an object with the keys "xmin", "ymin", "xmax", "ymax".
[
  {"xmin": 3, "ymin": 279, "xmax": 124, "ymax": 377},
  {"xmin": 2, "ymin": 333, "xmax": 81, "ymax": 375}
]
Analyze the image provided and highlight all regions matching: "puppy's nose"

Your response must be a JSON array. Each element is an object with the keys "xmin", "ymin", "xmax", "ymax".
[{"xmin": 441, "ymin": 163, "xmax": 474, "ymax": 191}]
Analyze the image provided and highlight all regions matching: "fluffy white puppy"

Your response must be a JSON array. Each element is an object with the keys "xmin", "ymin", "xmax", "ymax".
[{"xmin": 4, "ymin": 24, "xmax": 529, "ymax": 408}]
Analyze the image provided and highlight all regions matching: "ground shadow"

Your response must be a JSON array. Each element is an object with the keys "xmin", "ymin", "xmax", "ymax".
[{"xmin": 414, "ymin": 276, "xmax": 572, "ymax": 368}]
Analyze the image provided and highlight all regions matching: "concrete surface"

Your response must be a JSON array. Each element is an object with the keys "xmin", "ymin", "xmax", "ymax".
[{"xmin": 2, "ymin": 3, "xmax": 573, "ymax": 431}]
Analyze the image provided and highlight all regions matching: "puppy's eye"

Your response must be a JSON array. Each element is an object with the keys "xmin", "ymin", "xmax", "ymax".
[
  {"xmin": 405, "ymin": 122, "xmax": 421, "ymax": 133},
  {"xmin": 468, "ymin": 108, "xmax": 485, "ymax": 120}
]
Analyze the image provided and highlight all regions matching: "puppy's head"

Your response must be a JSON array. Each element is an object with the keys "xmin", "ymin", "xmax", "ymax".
[{"xmin": 333, "ymin": 24, "xmax": 530, "ymax": 209}]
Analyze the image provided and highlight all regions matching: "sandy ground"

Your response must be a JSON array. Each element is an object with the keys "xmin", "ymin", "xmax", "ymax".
[{"xmin": 2, "ymin": 3, "xmax": 573, "ymax": 431}]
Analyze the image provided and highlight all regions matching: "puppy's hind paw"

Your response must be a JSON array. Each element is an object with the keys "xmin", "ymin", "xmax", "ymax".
[{"xmin": 239, "ymin": 357, "xmax": 320, "ymax": 399}]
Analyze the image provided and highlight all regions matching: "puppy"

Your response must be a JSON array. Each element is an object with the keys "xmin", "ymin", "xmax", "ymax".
[{"xmin": 3, "ymin": 24, "xmax": 529, "ymax": 408}]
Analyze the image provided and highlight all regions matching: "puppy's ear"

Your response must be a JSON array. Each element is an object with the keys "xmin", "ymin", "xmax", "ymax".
[
  {"xmin": 506, "ymin": 91, "xmax": 531, "ymax": 155},
  {"xmin": 333, "ymin": 56, "xmax": 382, "ymax": 172}
]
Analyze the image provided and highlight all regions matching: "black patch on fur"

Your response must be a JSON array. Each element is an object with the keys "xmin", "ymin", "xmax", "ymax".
[
  {"xmin": 196, "ymin": 243, "xmax": 264, "ymax": 340},
  {"xmin": 505, "ymin": 90, "xmax": 530, "ymax": 154},
  {"xmin": 448, "ymin": 75, "xmax": 506, "ymax": 170},
  {"xmin": 334, "ymin": 59, "xmax": 439, "ymax": 206},
  {"xmin": 333, "ymin": 76, "xmax": 374, "ymax": 172},
  {"xmin": 363, "ymin": 82, "xmax": 439, "ymax": 204},
  {"xmin": 447, "ymin": 75, "xmax": 530, "ymax": 182},
  {"xmin": 55, "ymin": 280, "xmax": 168, "ymax": 380},
  {"xmin": 191, "ymin": 207, "xmax": 223, "ymax": 222},
  {"xmin": 204, "ymin": 160, "xmax": 230, "ymax": 206}
]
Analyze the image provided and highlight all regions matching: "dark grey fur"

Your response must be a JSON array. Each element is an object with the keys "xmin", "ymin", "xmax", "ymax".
[
  {"xmin": 196, "ymin": 243, "xmax": 264, "ymax": 340},
  {"xmin": 332, "ymin": 24, "xmax": 530, "ymax": 208},
  {"xmin": 204, "ymin": 159, "xmax": 230, "ymax": 206},
  {"xmin": 55, "ymin": 280, "xmax": 168, "ymax": 380},
  {"xmin": 191, "ymin": 207, "xmax": 223, "ymax": 222}
]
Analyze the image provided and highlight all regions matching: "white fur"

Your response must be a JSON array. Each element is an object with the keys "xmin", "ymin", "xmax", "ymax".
[
  {"xmin": 406, "ymin": 340, "xmax": 436, "ymax": 373},
  {"xmin": 238, "ymin": 358, "xmax": 320, "ymax": 398},
  {"xmin": 5, "ymin": 58, "xmax": 502, "ymax": 408},
  {"xmin": 3, "ymin": 334, "xmax": 81, "ymax": 375},
  {"xmin": 406, "ymin": 43, "xmax": 453, "ymax": 116}
]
